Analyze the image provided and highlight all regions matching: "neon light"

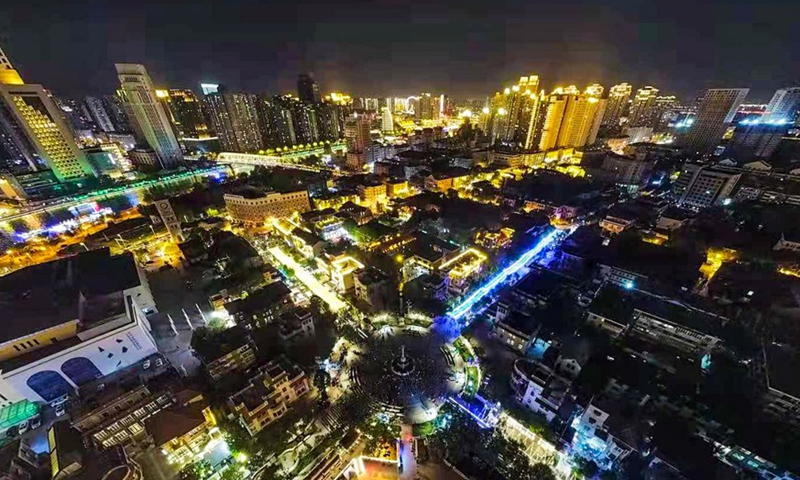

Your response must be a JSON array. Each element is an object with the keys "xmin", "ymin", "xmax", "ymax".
[{"xmin": 448, "ymin": 228, "xmax": 561, "ymax": 320}]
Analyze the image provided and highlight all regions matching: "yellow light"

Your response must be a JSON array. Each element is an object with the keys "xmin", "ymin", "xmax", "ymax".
[
  {"xmin": 512, "ymin": 85, "xmax": 520, "ymax": 92},
  {"xmin": 155, "ymin": 89, "xmax": 169, "ymax": 99},
  {"xmin": 497, "ymin": 108, "xmax": 507, "ymax": 115},
  {"xmin": 588, "ymin": 97, "xmax": 599, "ymax": 103},
  {"xmin": 504, "ymin": 88, "xmax": 511, "ymax": 94},
  {"xmin": 482, "ymin": 107, "xmax": 490, "ymax": 114},
  {"xmin": 461, "ymin": 109, "xmax": 473, "ymax": 118},
  {"xmin": 236, "ymin": 452, "xmax": 248, "ymax": 463}
]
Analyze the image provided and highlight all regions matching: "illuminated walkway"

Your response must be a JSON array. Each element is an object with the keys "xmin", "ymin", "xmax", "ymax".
[
  {"xmin": 448, "ymin": 228, "xmax": 562, "ymax": 321},
  {"xmin": 268, "ymin": 246, "xmax": 347, "ymax": 312}
]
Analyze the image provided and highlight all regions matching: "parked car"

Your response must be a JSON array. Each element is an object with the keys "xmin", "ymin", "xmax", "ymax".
[{"xmin": 55, "ymin": 404, "xmax": 66, "ymax": 417}]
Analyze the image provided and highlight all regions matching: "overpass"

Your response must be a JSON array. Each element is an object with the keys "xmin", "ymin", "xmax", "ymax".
[{"xmin": 216, "ymin": 152, "xmax": 331, "ymax": 172}]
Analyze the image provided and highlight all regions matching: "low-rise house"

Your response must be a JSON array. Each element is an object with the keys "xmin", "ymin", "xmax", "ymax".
[
  {"xmin": 277, "ymin": 307, "xmax": 316, "ymax": 344},
  {"xmin": 144, "ymin": 391, "xmax": 218, "ymax": 469},
  {"xmin": 510, "ymin": 359, "xmax": 573, "ymax": 422},
  {"xmin": 354, "ymin": 267, "xmax": 395, "ymax": 311},
  {"xmin": 227, "ymin": 357, "xmax": 311, "ymax": 436},
  {"xmin": 191, "ymin": 326, "xmax": 257, "ymax": 381}
]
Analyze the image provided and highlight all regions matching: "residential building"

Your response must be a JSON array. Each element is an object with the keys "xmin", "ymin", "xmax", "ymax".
[
  {"xmin": 681, "ymin": 88, "xmax": 749, "ymax": 155},
  {"xmin": 291, "ymin": 228, "xmax": 328, "ymax": 259},
  {"xmin": 227, "ymin": 357, "xmax": 311, "ymax": 436},
  {"xmin": 571, "ymin": 402, "xmax": 638, "ymax": 470},
  {"xmin": 354, "ymin": 267, "xmax": 395, "ymax": 311},
  {"xmin": 203, "ymin": 87, "xmax": 263, "ymax": 152},
  {"xmin": 297, "ymin": 73, "xmax": 320, "ymax": 104},
  {"xmin": 70, "ymin": 368, "xmax": 182, "ymax": 454},
  {"xmin": 224, "ymin": 282, "xmax": 293, "ymax": 327},
  {"xmin": 159, "ymin": 89, "xmax": 210, "ymax": 139},
  {"xmin": 344, "ymin": 115, "xmax": 370, "ymax": 170},
  {"xmin": 115, "ymin": 64, "xmax": 183, "ymax": 168},
  {"xmin": 601, "ymin": 83, "xmax": 632, "ymax": 128},
  {"xmin": 381, "ymin": 106, "xmax": 394, "ymax": 133},
  {"xmin": 510, "ymin": 359, "xmax": 573, "ymax": 422},
  {"xmin": 595, "ymin": 153, "xmax": 654, "ymax": 186},
  {"xmin": 224, "ymin": 187, "xmax": 311, "ymax": 223},
  {"xmin": 485, "ymin": 75, "xmax": 541, "ymax": 146},
  {"xmin": 0, "ymin": 249, "xmax": 157, "ymax": 407},
  {"xmin": 539, "ymin": 86, "xmax": 604, "ymax": 150},
  {"xmin": 83, "ymin": 96, "xmax": 116, "ymax": 133},
  {"xmin": 277, "ymin": 307, "xmax": 316, "ymax": 344},
  {"xmin": 672, "ymin": 164, "xmax": 741, "ymax": 209},
  {"xmin": 0, "ymin": 84, "xmax": 95, "ymax": 180},
  {"xmin": 191, "ymin": 326, "xmax": 257, "ymax": 381},
  {"xmin": 628, "ymin": 86, "xmax": 659, "ymax": 128},
  {"xmin": 144, "ymin": 391, "xmax": 218, "ymax": 468}
]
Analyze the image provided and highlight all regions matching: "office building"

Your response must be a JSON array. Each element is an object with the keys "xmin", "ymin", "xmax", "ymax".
[
  {"xmin": 381, "ymin": 106, "xmax": 394, "ymax": 133},
  {"xmin": 681, "ymin": 88, "xmax": 749, "ymax": 155},
  {"xmin": 0, "ymin": 45, "xmax": 23, "ymax": 86},
  {"xmin": 762, "ymin": 87, "xmax": 800, "ymax": 125},
  {"xmin": 0, "ymin": 84, "xmax": 95, "ymax": 180},
  {"xmin": 159, "ymin": 89, "xmax": 210, "ymax": 139},
  {"xmin": 297, "ymin": 73, "xmax": 320, "ymax": 104},
  {"xmin": 101, "ymin": 94, "xmax": 132, "ymax": 133},
  {"xmin": 224, "ymin": 187, "xmax": 311, "ymax": 223},
  {"xmin": 601, "ymin": 83, "xmax": 632, "ymax": 128},
  {"xmin": 726, "ymin": 121, "xmax": 789, "ymax": 161},
  {"xmin": 115, "ymin": 63, "xmax": 183, "ymax": 168},
  {"xmin": 0, "ymin": 249, "xmax": 157, "ymax": 407},
  {"xmin": 227, "ymin": 357, "xmax": 311, "ymax": 436},
  {"xmin": 83, "ymin": 96, "xmax": 116, "ymax": 133},
  {"xmin": 672, "ymin": 163, "xmax": 741, "ymax": 209},
  {"xmin": 203, "ymin": 87, "xmax": 263, "ymax": 153},
  {"xmin": 628, "ymin": 86, "xmax": 659, "ymax": 127}
]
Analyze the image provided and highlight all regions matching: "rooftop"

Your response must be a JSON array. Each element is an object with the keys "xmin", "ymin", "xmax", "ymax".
[
  {"xmin": 0, "ymin": 248, "xmax": 140, "ymax": 344},
  {"xmin": 191, "ymin": 325, "xmax": 252, "ymax": 364},
  {"xmin": 766, "ymin": 343, "xmax": 800, "ymax": 399},
  {"xmin": 144, "ymin": 400, "xmax": 208, "ymax": 447},
  {"xmin": 224, "ymin": 281, "xmax": 292, "ymax": 317}
]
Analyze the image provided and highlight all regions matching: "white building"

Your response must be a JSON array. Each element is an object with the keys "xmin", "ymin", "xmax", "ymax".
[
  {"xmin": 0, "ymin": 249, "xmax": 158, "ymax": 407},
  {"xmin": 510, "ymin": 359, "xmax": 572, "ymax": 422}
]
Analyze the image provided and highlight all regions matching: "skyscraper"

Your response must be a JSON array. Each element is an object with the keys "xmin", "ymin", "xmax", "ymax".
[
  {"xmin": 115, "ymin": 64, "xmax": 183, "ymax": 168},
  {"xmin": 203, "ymin": 87, "xmax": 263, "ymax": 152},
  {"xmin": 762, "ymin": 87, "xmax": 800, "ymax": 124},
  {"xmin": 159, "ymin": 89, "xmax": 209, "ymax": 139},
  {"xmin": 297, "ymin": 74, "xmax": 320, "ymax": 104},
  {"xmin": 101, "ymin": 94, "xmax": 132, "ymax": 133},
  {"xmin": 601, "ymin": 83, "xmax": 632, "ymax": 128},
  {"xmin": 628, "ymin": 86, "xmax": 659, "ymax": 127},
  {"xmin": 0, "ymin": 46, "xmax": 23, "ymax": 86},
  {"xmin": 417, "ymin": 93, "xmax": 434, "ymax": 121},
  {"xmin": 0, "ymin": 85, "xmax": 95, "ymax": 180},
  {"xmin": 538, "ymin": 85, "xmax": 605, "ymax": 150},
  {"xmin": 0, "ymin": 44, "xmax": 94, "ymax": 180},
  {"xmin": 652, "ymin": 95, "xmax": 678, "ymax": 131},
  {"xmin": 255, "ymin": 95, "xmax": 296, "ymax": 148},
  {"xmin": 681, "ymin": 88, "xmax": 749, "ymax": 155},
  {"xmin": 84, "ymin": 96, "xmax": 116, "ymax": 133},
  {"xmin": 381, "ymin": 106, "xmax": 394, "ymax": 133},
  {"xmin": 487, "ymin": 75, "xmax": 541, "ymax": 146},
  {"xmin": 345, "ymin": 114, "xmax": 371, "ymax": 170}
]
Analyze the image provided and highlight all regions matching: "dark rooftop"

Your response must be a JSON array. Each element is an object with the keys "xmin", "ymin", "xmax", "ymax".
[
  {"xmin": 145, "ymin": 400, "xmax": 208, "ymax": 447},
  {"xmin": 191, "ymin": 325, "xmax": 252, "ymax": 364},
  {"xmin": 0, "ymin": 248, "xmax": 140, "ymax": 344},
  {"xmin": 766, "ymin": 343, "xmax": 800, "ymax": 399},
  {"xmin": 224, "ymin": 282, "xmax": 292, "ymax": 318},
  {"xmin": 514, "ymin": 267, "xmax": 567, "ymax": 301}
]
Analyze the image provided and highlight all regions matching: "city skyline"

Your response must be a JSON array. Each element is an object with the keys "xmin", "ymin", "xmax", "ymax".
[{"xmin": 2, "ymin": 0, "xmax": 799, "ymax": 101}]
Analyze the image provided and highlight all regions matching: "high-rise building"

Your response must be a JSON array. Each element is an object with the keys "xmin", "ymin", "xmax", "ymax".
[
  {"xmin": 0, "ymin": 83, "xmax": 95, "ymax": 181},
  {"xmin": 628, "ymin": 86, "xmax": 659, "ymax": 127},
  {"xmin": 487, "ymin": 75, "xmax": 541, "ymax": 147},
  {"xmin": 652, "ymin": 95, "xmax": 678, "ymax": 131},
  {"xmin": 762, "ymin": 87, "xmax": 800, "ymax": 125},
  {"xmin": 115, "ymin": 64, "xmax": 183, "ymax": 168},
  {"xmin": 316, "ymin": 101, "xmax": 345, "ymax": 141},
  {"xmin": 345, "ymin": 114, "xmax": 371, "ymax": 170},
  {"xmin": 159, "ymin": 89, "xmax": 209, "ymax": 139},
  {"xmin": 0, "ymin": 45, "xmax": 23, "ymax": 86},
  {"xmin": 101, "ymin": 94, "xmax": 132, "ymax": 133},
  {"xmin": 381, "ymin": 106, "xmax": 394, "ymax": 133},
  {"xmin": 601, "ymin": 83, "xmax": 632, "ymax": 128},
  {"xmin": 417, "ymin": 93, "xmax": 434, "ymax": 121},
  {"xmin": 200, "ymin": 83, "xmax": 219, "ymax": 96},
  {"xmin": 255, "ymin": 96, "xmax": 296, "ymax": 148},
  {"xmin": 203, "ymin": 87, "xmax": 263, "ymax": 153},
  {"xmin": 297, "ymin": 73, "xmax": 320, "ymax": 104},
  {"xmin": 538, "ymin": 85, "xmax": 605, "ymax": 150},
  {"xmin": 681, "ymin": 88, "xmax": 749, "ymax": 155},
  {"xmin": 84, "ymin": 96, "xmax": 116, "ymax": 133}
]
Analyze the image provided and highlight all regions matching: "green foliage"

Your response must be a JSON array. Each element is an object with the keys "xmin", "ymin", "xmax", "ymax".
[{"xmin": 179, "ymin": 460, "xmax": 211, "ymax": 480}]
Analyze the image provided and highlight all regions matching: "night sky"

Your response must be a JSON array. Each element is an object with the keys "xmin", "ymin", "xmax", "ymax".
[{"xmin": 1, "ymin": 0, "xmax": 798, "ymax": 102}]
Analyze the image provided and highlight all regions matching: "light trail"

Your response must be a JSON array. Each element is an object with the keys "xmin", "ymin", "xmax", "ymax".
[
  {"xmin": 268, "ymin": 246, "xmax": 347, "ymax": 312},
  {"xmin": 448, "ymin": 228, "xmax": 561, "ymax": 320}
]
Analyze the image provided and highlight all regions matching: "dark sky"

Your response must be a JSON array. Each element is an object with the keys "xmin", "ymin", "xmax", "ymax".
[{"xmin": 1, "ymin": 0, "xmax": 798, "ymax": 102}]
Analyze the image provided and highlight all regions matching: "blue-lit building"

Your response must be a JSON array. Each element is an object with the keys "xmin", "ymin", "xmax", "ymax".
[
  {"xmin": 725, "ymin": 120, "xmax": 791, "ymax": 162},
  {"xmin": 570, "ymin": 402, "xmax": 640, "ymax": 470}
]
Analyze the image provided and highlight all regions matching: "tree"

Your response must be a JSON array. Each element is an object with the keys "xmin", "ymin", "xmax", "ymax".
[
  {"xmin": 179, "ymin": 460, "xmax": 211, "ymax": 480},
  {"xmin": 530, "ymin": 463, "xmax": 558, "ymax": 480}
]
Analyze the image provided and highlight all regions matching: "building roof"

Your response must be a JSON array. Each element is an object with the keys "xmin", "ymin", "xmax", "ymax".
[
  {"xmin": 498, "ymin": 310, "xmax": 538, "ymax": 337},
  {"xmin": 191, "ymin": 325, "xmax": 252, "ymax": 364},
  {"xmin": 514, "ymin": 267, "xmax": 566, "ymax": 301},
  {"xmin": 356, "ymin": 267, "xmax": 389, "ymax": 286},
  {"xmin": 292, "ymin": 227, "xmax": 324, "ymax": 246},
  {"xmin": 224, "ymin": 281, "xmax": 291, "ymax": 318},
  {"xmin": 0, "ymin": 248, "xmax": 140, "ymax": 344},
  {"xmin": 599, "ymin": 237, "xmax": 703, "ymax": 289},
  {"xmin": 144, "ymin": 401, "xmax": 208, "ymax": 447},
  {"xmin": 765, "ymin": 343, "xmax": 800, "ymax": 399}
]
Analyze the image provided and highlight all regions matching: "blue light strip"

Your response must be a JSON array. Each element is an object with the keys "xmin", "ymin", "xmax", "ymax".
[{"xmin": 448, "ymin": 228, "xmax": 561, "ymax": 320}]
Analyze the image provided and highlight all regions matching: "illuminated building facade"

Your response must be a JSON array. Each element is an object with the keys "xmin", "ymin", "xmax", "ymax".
[
  {"xmin": 680, "ymin": 88, "xmax": 748, "ymax": 155},
  {"xmin": 344, "ymin": 114, "xmax": 371, "ymax": 170},
  {"xmin": 762, "ymin": 87, "xmax": 800, "ymax": 125},
  {"xmin": 203, "ymin": 87, "xmax": 263, "ymax": 152},
  {"xmin": 159, "ymin": 89, "xmax": 210, "ymax": 139},
  {"xmin": 539, "ymin": 86, "xmax": 605, "ymax": 150},
  {"xmin": 144, "ymin": 393, "xmax": 218, "ymax": 468},
  {"xmin": 224, "ymin": 188, "xmax": 311, "ymax": 223},
  {"xmin": 486, "ymin": 75, "xmax": 541, "ymax": 146},
  {"xmin": 227, "ymin": 357, "xmax": 311, "ymax": 436},
  {"xmin": 115, "ymin": 64, "xmax": 183, "ymax": 168},
  {"xmin": 416, "ymin": 93, "xmax": 435, "ymax": 120},
  {"xmin": 601, "ymin": 83, "xmax": 632, "ymax": 128},
  {"xmin": 0, "ymin": 84, "xmax": 95, "ymax": 180},
  {"xmin": 628, "ymin": 86, "xmax": 659, "ymax": 127},
  {"xmin": 381, "ymin": 106, "xmax": 394, "ymax": 133},
  {"xmin": 0, "ymin": 45, "xmax": 23, "ymax": 85}
]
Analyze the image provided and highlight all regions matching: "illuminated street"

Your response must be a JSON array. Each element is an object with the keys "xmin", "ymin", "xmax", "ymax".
[{"xmin": 268, "ymin": 245, "xmax": 347, "ymax": 311}]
